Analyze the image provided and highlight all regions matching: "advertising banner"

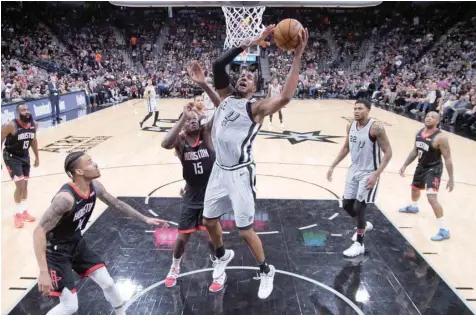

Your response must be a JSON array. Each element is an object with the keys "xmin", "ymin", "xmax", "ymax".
[{"xmin": 1, "ymin": 90, "xmax": 87, "ymax": 125}]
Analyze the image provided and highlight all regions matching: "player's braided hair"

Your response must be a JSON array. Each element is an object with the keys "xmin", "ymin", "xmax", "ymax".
[{"xmin": 64, "ymin": 151, "xmax": 85, "ymax": 179}]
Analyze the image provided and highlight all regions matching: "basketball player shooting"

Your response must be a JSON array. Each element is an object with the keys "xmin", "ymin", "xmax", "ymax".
[
  {"xmin": 139, "ymin": 79, "xmax": 159, "ymax": 129},
  {"xmin": 327, "ymin": 99, "xmax": 393, "ymax": 257},
  {"xmin": 33, "ymin": 152, "xmax": 168, "ymax": 315},
  {"xmin": 162, "ymin": 100, "xmax": 231, "ymax": 292},
  {"xmin": 1, "ymin": 103, "xmax": 39, "ymax": 228},
  {"xmin": 189, "ymin": 25, "xmax": 309, "ymax": 299},
  {"xmin": 267, "ymin": 78, "xmax": 284, "ymax": 128},
  {"xmin": 399, "ymin": 111, "xmax": 454, "ymax": 241}
]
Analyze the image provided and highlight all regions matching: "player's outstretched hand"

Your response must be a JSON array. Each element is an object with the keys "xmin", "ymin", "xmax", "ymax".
[
  {"xmin": 243, "ymin": 24, "xmax": 275, "ymax": 48},
  {"xmin": 295, "ymin": 28, "xmax": 309, "ymax": 57},
  {"xmin": 399, "ymin": 166, "xmax": 406, "ymax": 177},
  {"xmin": 187, "ymin": 61, "xmax": 206, "ymax": 86},
  {"xmin": 326, "ymin": 167, "xmax": 334, "ymax": 182},
  {"xmin": 38, "ymin": 271, "xmax": 52, "ymax": 295},
  {"xmin": 145, "ymin": 217, "xmax": 170, "ymax": 227}
]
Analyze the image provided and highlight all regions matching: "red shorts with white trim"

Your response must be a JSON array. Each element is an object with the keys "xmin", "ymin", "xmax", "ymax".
[
  {"xmin": 46, "ymin": 237, "xmax": 104, "ymax": 296},
  {"xmin": 3, "ymin": 152, "xmax": 30, "ymax": 181}
]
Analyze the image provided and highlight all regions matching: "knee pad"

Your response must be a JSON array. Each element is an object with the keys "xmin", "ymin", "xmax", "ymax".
[
  {"xmin": 89, "ymin": 267, "xmax": 115, "ymax": 290},
  {"xmin": 342, "ymin": 199, "xmax": 357, "ymax": 217}
]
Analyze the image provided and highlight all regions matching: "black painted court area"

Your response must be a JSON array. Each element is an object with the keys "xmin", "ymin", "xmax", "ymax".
[{"xmin": 10, "ymin": 197, "xmax": 473, "ymax": 314}]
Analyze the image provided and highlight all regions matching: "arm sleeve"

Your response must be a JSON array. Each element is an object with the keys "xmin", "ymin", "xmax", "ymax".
[{"xmin": 212, "ymin": 47, "xmax": 244, "ymax": 90}]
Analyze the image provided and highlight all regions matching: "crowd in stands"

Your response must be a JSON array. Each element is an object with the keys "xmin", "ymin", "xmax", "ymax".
[{"xmin": 1, "ymin": 2, "xmax": 475, "ymax": 132}]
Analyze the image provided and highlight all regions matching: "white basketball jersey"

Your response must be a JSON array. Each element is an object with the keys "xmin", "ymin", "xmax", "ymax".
[
  {"xmin": 211, "ymin": 96, "xmax": 261, "ymax": 169},
  {"xmin": 144, "ymin": 85, "xmax": 156, "ymax": 99},
  {"xmin": 269, "ymin": 84, "xmax": 280, "ymax": 97},
  {"xmin": 348, "ymin": 119, "xmax": 381, "ymax": 172}
]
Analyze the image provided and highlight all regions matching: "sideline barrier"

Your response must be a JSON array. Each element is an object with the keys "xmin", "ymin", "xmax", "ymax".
[{"xmin": 1, "ymin": 90, "xmax": 88, "ymax": 124}]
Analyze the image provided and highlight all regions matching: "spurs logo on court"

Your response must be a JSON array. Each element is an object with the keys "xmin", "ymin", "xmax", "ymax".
[
  {"xmin": 40, "ymin": 136, "xmax": 112, "ymax": 153},
  {"xmin": 144, "ymin": 119, "xmax": 343, "ymax": 145}
]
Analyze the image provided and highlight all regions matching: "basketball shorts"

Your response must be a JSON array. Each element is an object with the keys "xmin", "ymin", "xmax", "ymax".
[
  {"xmin": 178, "ymin": 205, "xmax": 207, "ymax": 234},
  {"xmin": 46, "ymin": 237, "xmax": 104, "ymax": 296},
  {"xmin": 411, "ymin": 165, "xmax": 442, "ymax": 194},
  {"xmin": 146, "ymin": 98, "xmax": 158, "ymax": 113},
  {"xmin": 3, "ymin": 152, "xmax": 30, "ymax": 181},
  {"xmin": 203, "ymin": 162, "xmax": 257, "ymax": 229},
  {"xmin": 343, "ymin": 167, "xmax": 379, "ymax": 204}
]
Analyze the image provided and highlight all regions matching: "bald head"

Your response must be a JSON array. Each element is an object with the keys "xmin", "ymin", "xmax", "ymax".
[{"xmin": 424, "ymin": 111, "xmax": 441, "ymax": 128}]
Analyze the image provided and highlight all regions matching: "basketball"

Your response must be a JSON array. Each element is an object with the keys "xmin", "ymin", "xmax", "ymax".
[{"xmin": 273, "ymin": 18, "xmax": 303, "ymax": 51}]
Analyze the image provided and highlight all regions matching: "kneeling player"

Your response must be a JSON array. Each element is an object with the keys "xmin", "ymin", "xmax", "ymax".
[{"xmin": 33, "ymin": 152, "xmax": 168, "ymax": 314}]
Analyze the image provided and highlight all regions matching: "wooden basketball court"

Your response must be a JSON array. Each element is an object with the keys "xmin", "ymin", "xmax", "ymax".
[{"xmin": 2, "ymin": 98, "xmax": 476, "ymax": 314}]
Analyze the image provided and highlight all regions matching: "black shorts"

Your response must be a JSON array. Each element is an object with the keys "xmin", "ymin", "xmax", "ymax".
[
  {"xmin": 412, "ymin": 165, "xmax": 443, "ymax": 193},
  {"xmin": 178, "ymin": 204, "xmax": 206, "ymax": 234},
  {"xmin": 3, "ymin": 152, "xmax": 30, "ymax": 181},
  {"xmin": 46, "ymin": 237, "xmax": 104, "ymax": 296}
]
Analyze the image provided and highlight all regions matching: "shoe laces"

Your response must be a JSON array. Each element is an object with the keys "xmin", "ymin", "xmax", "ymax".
[{"xmin": 167, "ymin": 267, "xmax": 179, "ymax": 278}]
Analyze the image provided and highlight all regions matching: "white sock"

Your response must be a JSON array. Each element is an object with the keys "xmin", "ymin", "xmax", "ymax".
[
  {"xmin": 438, "ymin": 217, "xmax": 445, "ymax": 230},
  {"xmin": 14, "ymin": 203, "xmax": 22, "ymax": 214},
  {"xmin": 21, "ymin": 200, "xmax": 27, "ymax": 212},
  {"xmin": 172, "ymin": 257, "xmax": 181, "ymax": 269},
  {"xmin": 411, "ymin": 201, "xmax": 418, "ymax": 207},
  {"xmin": 114, "ymin": 306, "xmax": 126, "ymax": 315}
]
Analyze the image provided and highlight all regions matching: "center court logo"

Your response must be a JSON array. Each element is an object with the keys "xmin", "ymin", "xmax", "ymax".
[{"xmin": 143, "ymin": 118, "xmax": 343, "ymax": 145}]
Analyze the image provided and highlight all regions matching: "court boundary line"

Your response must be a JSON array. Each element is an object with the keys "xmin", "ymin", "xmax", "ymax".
[{"xmin": 122, "ymin": 266, "xmax": 365, "ymax": 314}]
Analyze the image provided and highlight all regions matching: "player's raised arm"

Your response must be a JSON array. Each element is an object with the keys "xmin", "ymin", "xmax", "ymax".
[
  {"xmin": 212, "ymin": 25, "xmax": 275, "ymax": 99},
  {"xmin": 188, "ymin": 61, "xmax": 221, "ymax": 108},
  {"xmin": 327, "ymin": 123, "xmax": 351, "ymax": 182},
  {"xmin": 253, "ymin": 28, "xmax": 308, "ymax": 119},
  {"xmin": 33, "ymin": 192, "xmax": 74, "ymax": 294},
  {"xmin": 161, "ymin": 103, "xmax": 196, "ymax": 152}
]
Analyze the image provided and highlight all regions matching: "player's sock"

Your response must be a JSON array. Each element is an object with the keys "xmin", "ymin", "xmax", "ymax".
[
  {"xmin": 438, "ymin": 217, "xmax": 446, "ymax": 230},
  {"xmin": 215, "ymin": 245, "xmax": 225, "ymax": 259},
  {"xmin": 172, "ymin": 257, "xmax": 182, "ymax": 269},
  {"xmin": 114, "ymin": 306, "xmax": 126, "ymax": 315},
  {"xmin": 14, "ymin": 202, "xmax": 22, "ymax": 214},
  {"xmin": 356, "ymin": 229, "xmax": 365, "ymax": 245},
  {"xmin": 20, "ymin": 200, "xmax": 26, "ymax": 211},
  {"xmin": 258, "ymin": 260, "xmax": 270, "ymax": 274},
  {"xmin": 412, "ymin": 201, "xmax": 418, "ymax": 207}
]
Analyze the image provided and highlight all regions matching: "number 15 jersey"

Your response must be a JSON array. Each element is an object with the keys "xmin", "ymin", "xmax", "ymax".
[{"xmin": 179, "ymin": 132, "xmax": 216, "ymax": 208}]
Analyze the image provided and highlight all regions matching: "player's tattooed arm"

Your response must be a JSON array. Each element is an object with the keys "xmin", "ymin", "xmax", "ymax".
[
  {"xmin": 438, "ymin": 134, "xmax": 454, "ymax": 191},
  {"xmin": 372, "ymin": 123, "xmax": 393, "ymax": 177},
  {"xmin": 33, "ymin": 192, "xmax": 74, "ymax": 273},
  {"xmin": 93, "ymin": 180, "xmax": 148, "ymax": 222}
]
